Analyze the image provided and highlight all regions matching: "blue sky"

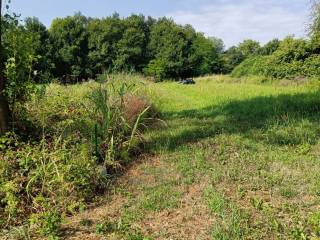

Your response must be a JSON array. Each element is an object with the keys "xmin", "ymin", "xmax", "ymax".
[{"xmin": 7, "ymin": 0, "xmax": 310, "ymax": 47}]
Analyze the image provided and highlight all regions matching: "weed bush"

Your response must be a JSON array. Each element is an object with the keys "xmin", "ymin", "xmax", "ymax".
[
  {"xmin": 0, "ymin": 75, "xmax": 153, "ymax": 238},
  {"xmin": 87, "ymin": 82, "xmax": 150, "ymax": 168},
  {"xmin": 0, "ymin": 133, "xmax": 103, "ymax": 237}
]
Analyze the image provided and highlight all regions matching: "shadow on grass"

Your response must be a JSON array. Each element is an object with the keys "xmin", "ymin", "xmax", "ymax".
[{"xmin": 146, "ymin": 91, "xmax": 320, "ymax": 151}]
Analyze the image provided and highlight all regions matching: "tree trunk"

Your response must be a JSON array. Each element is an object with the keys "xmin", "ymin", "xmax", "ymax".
[{"xmin": 0, "ymin": 75, "xmax": 9, "ymax": 135}]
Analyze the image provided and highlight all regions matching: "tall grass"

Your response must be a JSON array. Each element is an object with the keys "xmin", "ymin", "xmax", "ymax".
[{"xmin": 87, "ymin": 82, "xmax": 150, "ymax": 169}]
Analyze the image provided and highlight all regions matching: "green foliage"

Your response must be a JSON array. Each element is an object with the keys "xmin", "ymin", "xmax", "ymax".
[
  {"xmin": 273, "ymin": 37, "xmax": 311, "ymax": 62},
  {"xmin": 259, "ymin": 39, "xmax": 280, "ymax": 55},
  {"xmin": 303, "ymin": 54, "xmax": 320, "ymax": 76},
  {"xmin": 30, "ymin": 13, "xmax": 226, "ymax": 82},
  {"xmin": 232, "ymin": 36, "xmax": 320, "ymax": 79},
  {"xmin": 4, "ymin": 10, "xmax": 320, "ymax": 83},
  {"xmin": 29, "ymin": 210, "xmax": 61, "ymax": 238},
  {"xmin": 48, "ymin": 13, "xmax": 90, "ymax": 82},
  {"xmin": 0, "ymin": 134, "xmax": 103, "ymax": 231},
  {"xmin": 191, "ymin": 34, "xmax": 224, "ymax": 75},
  {"xmin": 223, "ymin": 46, "xmax": 246, "ymax": 73},
  {"xmin": 223, "ymin": 39, "xmax": 261, "ymax": 73},
  {"xmin": 0, "ymin": 75, "xmax": 152, "ymax": 238},
  {"xmin": 87, "ymin": 81, "xmax": 150, "ymax": 168},
  {"xmin": 113, "ymin": 15, "xmax": 149, "ymax": 71},
  {"xmin": 231, "ymin": 55, "xmax": 268, "ymax": 78},
  {"xmin": 144, "ymin": 18, "xmax": 224, "ymax": 80},
  {"xmin": 24, "ymin": 17, "xmax": 52, "ymax": 82},
  {"xmin": 143, "ymin": 58, "xmax": 167, "ymax": 80},
  {"xmin": 145, "ymin": 18, "xmax": 195, "ymax": 80},
  {"xmin": 238, "ymin": 39, "xmax": 261, "ymax": 56},
  {"xmin": 2, "ymin": 17, "xmax": 38, "ymax": 105},
  {"xmin": 87, "ymin": 14, "xmax": 125, "ymax": 75}
]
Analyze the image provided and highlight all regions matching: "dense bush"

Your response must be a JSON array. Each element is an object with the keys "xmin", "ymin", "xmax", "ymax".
[
  {"xmin": 231, "ymin": 36, "xmax": 320, "ymax": 79},
  {"xmin": 304, "ymin": 54, "xmax": 320, "ymax": 76}
]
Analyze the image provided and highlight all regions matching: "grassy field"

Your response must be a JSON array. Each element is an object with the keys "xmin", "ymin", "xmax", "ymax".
[{"xmin": 60, "ymin": 75, "xmax": 320, "ymax": 239}]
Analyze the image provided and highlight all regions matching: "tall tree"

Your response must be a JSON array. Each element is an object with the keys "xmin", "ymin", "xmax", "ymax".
[
  {"xmin": 0, "ymin": 0, "xmax": 10, "ymax": 134},
  {"xmin": 114, "ymin": 14, "xmax": 148, "ymax": 71},
  {"xmin": 48, "ymin": 13, "xmax": 89, "ymax": 83},
  {"xmin": 87, "ymin": 13, "xmax": 124, "ymax": 75},
  {"xmin": 191, "ymin": 34, "xmax": 224, "ymax": 75},
  {"xmin": 145, "ymin": 18, "xmax": 195, "ymax": 79},
  {"xmin": 25, "ymin": 17, "xmax": 50, "ymax": 82}
]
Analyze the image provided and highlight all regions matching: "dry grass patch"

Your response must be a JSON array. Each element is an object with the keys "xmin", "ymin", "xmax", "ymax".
[{"xmin": 137, "ymin": 181, "xmax": 214, "ymax": 240}]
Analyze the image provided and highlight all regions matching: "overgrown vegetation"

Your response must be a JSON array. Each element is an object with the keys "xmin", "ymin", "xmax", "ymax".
[
  {"xmin": 2, "ymin": 0, "xmax": 320, "ymax": 239},
  {"xmin": 231, "ymin": 36, "xmax": 320, "ymax": 79},
  {"xmin": 0, "ymin": 74, "xmax": 153, "ymax": 239}
]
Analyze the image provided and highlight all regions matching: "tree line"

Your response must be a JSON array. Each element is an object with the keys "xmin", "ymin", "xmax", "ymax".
[
  {"xmin": 4, "ymin": 11, "xmax": 319, "ymax": 85},
  {"xmin": 2, "ymin": 13, "xmax": 229, "ymax": 84}
]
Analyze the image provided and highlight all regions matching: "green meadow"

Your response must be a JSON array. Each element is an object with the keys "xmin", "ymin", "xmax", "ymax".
[{"xmin": 58, "ymin": 75, "xmax": 320, "ymax": 239}]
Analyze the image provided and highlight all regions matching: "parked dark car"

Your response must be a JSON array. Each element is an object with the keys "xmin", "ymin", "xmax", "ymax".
[{"xmin": 179, "ymin": 79, "xmax": 195, "ymax": 85}]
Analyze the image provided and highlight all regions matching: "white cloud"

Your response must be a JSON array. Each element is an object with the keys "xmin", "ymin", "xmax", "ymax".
[{"xmin": 167, "ymin": 0, "xmax": 310, "ymax": 47}]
